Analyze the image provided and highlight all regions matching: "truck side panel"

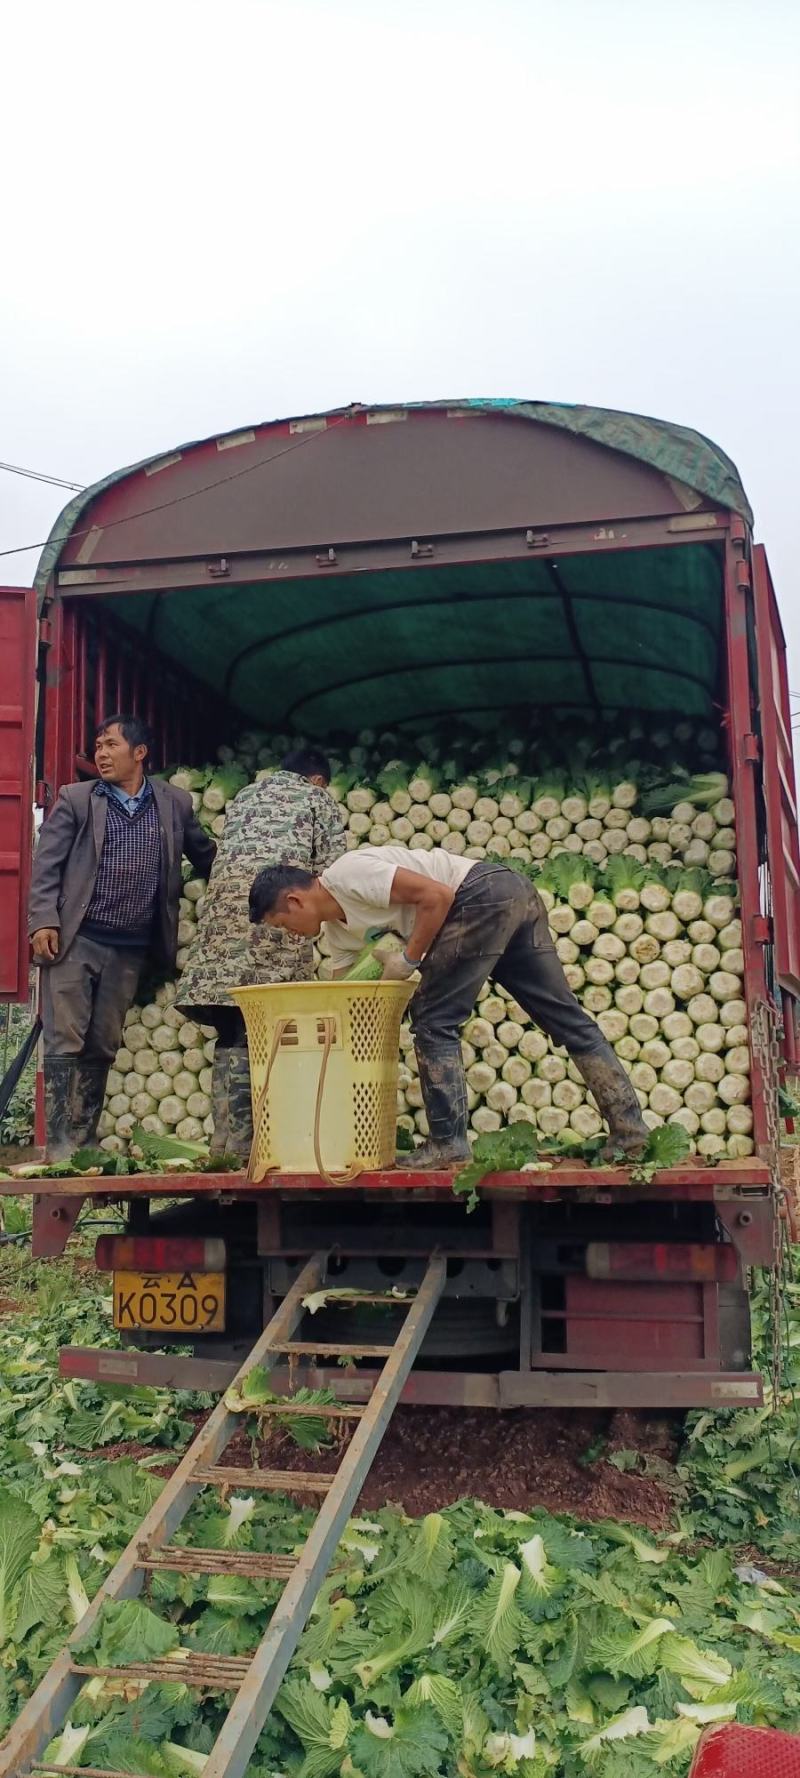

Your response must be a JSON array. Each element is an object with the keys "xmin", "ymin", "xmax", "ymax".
[
  {"xmin": 752, "ymin": 543, "xmax": 800, "ymax": 1004},
  {"xmin": 722, "ymin": 532, "xmax": 770, "ymax": 1150},
  {"xmin": 0, "ymin": 585, "xmax": 35, "ymax": 1003}
]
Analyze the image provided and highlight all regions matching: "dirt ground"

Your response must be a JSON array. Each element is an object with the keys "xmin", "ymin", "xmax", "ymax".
[
  {"xmin": 261, "ymin": 1405, "xmax": 680, "ymax": 1526},
  {"xmin": 97, "ymin": 1404, "xmax": 681, "ymax": 1529}
]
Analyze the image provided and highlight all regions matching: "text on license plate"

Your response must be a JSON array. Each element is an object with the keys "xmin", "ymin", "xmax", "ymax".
[{"xmin": 113, "ymin": 1271, "xmax": 225, "ymax": 1333}]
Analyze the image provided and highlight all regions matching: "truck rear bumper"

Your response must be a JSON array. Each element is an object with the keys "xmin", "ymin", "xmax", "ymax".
[{"xmin": 58, "ymin": 1343, "xmax": 763, "ymax": 1407}]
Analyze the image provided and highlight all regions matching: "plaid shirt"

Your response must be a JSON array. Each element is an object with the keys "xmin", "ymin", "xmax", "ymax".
[{"xmin": 82, "ymin": 782, "xmax": 162, "ymax": 944}]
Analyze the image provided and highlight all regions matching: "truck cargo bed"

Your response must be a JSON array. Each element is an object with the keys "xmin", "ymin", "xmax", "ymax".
[{"xmin": 0, "ymin": 1156, "xmax": 773, "ymax": 1198}]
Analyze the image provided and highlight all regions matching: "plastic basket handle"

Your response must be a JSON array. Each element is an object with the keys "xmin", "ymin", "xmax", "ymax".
[{"xmin": 246, "ymin": 1013, "xmax": 363, "ymax": 1188}]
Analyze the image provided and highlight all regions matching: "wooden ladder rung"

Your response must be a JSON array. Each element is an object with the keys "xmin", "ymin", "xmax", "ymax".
[
  {"xmin": 137, "ymin": 1545, "xmax": 297, "ymax": 1578},
  {"xmin": 307, "ymin": 1292, "xmax": 417, "ymax": 1306},
  {"xmin": 70, "ymin": 1653, "xmax": 251, "ymax": 1688},
  {"xmin": 272, "ymin": 1340, "xmax": 394, "ymax": 1358},
  {"xmin": 193, "ymin": 1464, "xmax": 336, "ymax": 1493},
  {"xmin": 253, "ymin": 1400, "xmax": 365, "ymax": 1419},
  {"xmin": 34, "ymin": 1766, "xmax": 168, "ymax": 1778}
]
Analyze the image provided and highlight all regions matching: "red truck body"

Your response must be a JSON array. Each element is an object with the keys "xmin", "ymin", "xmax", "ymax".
[{"xmin": 2, "ymin": 400, "xmax": 798, "ymax": 1407}]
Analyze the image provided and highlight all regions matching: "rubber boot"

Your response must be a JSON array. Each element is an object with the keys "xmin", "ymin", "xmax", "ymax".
[
  {"xmin": 405, "ymin": 1045, "xmax": 472, "ymax": 1169},
  {"xmin": 43, "ymin": 1057, "xmax": 78, "ymax": 1161},
  {"xmin": 72, "ymin": 1060, "xmax": 110, "ymax": 1150},
  {"xmin": 409, "ymin": 1135, "xmax": 473, "ymax": 1168},
  {"xmin": 574, "ymin": 1046, "xmax": 650, "ymax": 1161},
  {"xmin": 209, "ymin": 1047, "xmax": 254, "ymax": 1164}
]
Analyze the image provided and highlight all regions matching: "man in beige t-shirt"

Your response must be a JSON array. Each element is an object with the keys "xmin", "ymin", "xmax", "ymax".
[{"xmin": 249, "ymin": 849, "xmax": 648, "ymax": 1169}]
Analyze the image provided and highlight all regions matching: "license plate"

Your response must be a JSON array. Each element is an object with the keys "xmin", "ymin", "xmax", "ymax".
[{"xmin": 113, "ymin": 1270, "xmax": 225, "ymax": 1333}]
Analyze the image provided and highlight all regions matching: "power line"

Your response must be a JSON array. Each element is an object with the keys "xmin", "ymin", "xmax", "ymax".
[
  {"xmin": 0, "ymin": 460, "xmax": 85, "ymax": 493},
  {"xmin": 0, "ymin": 411, "xmax": 355, "ymax": 562}
]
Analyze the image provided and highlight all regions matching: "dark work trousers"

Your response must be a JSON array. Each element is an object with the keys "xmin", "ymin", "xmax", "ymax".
[
  {"xmin": 410, "ymin": 862, "xmax": 612, "ymax": 1145},
  {"xmin": 39, "ymin": 933, "xmax": 146, "ymax": 1061}
]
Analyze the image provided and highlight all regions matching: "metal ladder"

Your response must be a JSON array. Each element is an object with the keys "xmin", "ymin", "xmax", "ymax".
[{"xmin": 0, "ymin": 1250, "xmax": 446, "ymax": 1778}]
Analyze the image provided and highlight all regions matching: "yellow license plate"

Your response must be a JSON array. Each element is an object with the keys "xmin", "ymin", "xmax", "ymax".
[{"xmin": 113, "ymin": 1271, "xmax": 225, "ymax": 1333}]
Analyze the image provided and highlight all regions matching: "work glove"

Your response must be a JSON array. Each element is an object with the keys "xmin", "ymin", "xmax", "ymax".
[{"xmin": 381, "ymin": 951, "xmax": 419, "ymax": 981}]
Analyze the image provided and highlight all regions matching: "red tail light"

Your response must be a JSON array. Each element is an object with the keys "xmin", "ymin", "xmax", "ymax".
[
  {"xmin": 690, "ymin": 1724, "xmax": 800, "ymax": 1777},
  {"xmin": 586, "ymin": 1241, "xmax": 738, "ymax": 1283},
  {"xmin": 95, "ymin": 1236, "xmax": 226, "ymax": 1272}
]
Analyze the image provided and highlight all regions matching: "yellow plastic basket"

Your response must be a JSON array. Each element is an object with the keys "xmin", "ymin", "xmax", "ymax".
[{"xmin": 229, "ymin": 980, "xmax": 414, "ymax": 1183}]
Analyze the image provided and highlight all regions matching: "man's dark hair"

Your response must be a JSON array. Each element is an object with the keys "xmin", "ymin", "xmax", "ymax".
[
  {"xmin": 249, "ymin": 864, "xmax": 316, "ymax": 923},
  {"xmin": 282, "ymin": 746, "xmax": 332, "ymax": 782},
  {"xmin": 96, "ymin": 712, "xmax": 152, "ymax": 756}
]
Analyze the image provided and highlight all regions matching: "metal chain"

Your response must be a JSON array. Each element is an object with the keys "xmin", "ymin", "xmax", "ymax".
[{"xmin": 751, "ymin": 996, "xmax": 782, "ymax": 1181}]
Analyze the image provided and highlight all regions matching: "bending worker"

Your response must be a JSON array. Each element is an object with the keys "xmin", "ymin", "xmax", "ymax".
[
  {"xmin": 177, "ymin": 748, "xmax": 345, "ymax": 1160},
  {"xmin": 28, "ymin": 713, "xmax": 216, "ymax": 1159},
  {"xmin": 248, "ymin": 847, "xmax": 649, "ymax": 1168}
]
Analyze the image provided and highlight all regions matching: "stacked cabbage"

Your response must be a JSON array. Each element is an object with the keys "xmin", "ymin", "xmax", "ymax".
[
  {"xmin": 99, "ymin": 715, "xmax": 751, "ymax": 1159},
  {"xmin": 96, "ymin": 982, "xmax": 215, "ymax": 1153},
  {"xmin": 394, "ymin": 863, "xmax": 749, "ymax": 1160}
]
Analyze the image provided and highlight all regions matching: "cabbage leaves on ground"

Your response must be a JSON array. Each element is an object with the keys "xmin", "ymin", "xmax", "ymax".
[{"xmin": 0, "ymin": 1258, "xmax": 797, "ymax": 1774}]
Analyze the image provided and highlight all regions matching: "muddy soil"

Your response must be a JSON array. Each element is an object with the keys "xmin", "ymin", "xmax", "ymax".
[{"xmin": 113, "ymin": 1405, "xmax": 682, "ymax": 1527}]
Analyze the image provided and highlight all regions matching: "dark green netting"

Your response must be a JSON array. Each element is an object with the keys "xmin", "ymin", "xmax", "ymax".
[{"xmin": 98, "ymin": 543, "xmax": 723, "ymax": 734}]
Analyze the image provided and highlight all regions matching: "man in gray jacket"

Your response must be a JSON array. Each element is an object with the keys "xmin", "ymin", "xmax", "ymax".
[{"xmin": 28, "ymin": 713, "xmax": 216, "ymax": 1157}]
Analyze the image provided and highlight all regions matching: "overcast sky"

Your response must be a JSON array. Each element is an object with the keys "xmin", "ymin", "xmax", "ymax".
[{"xmin": 3, "ymin": 0, "xmax": 799, "ymax": 703}]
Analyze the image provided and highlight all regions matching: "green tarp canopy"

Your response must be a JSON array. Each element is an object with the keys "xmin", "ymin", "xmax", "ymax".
[{"xmin": 93, "ymin": 544, "xmax": 723, "ymax": 733}]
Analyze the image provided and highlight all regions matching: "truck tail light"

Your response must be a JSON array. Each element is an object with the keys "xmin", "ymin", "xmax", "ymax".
[
  {"xmin": 585, "ymin": 1242, "xmax": 738, "ymax": 1284},
  {"xmin": 95, "ymin": 1236, "xmax": 226, "ymax": 1273}
]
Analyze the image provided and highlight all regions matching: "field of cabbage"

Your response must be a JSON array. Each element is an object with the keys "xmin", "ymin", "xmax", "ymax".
[
  {"xmin": 0, "ymin": 1228, "xmax": 797, "ymax": 1777},
  {"xmin": 95, "ymin": 710, "xmax": 753, "ymax": 1163}
]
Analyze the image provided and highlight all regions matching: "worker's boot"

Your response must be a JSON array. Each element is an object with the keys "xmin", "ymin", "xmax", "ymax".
[
  {"xmin": 209, "ymin": 1048, "xmax": 254, "ymax": 1164},
  {"xmin": 406, "ymin": 1046, "xmax": 472, "ymax": 1169},
  {"xmin": 574, "ymin": 1047, "xmax": 650, "ymax": 1162},
  {"xmin": 72, "ymin": 1060, "xmax": 110, "ymax": 1150},
  {"xmin": 43, "ymin": 1057, "xmax": 78, "ymax": 1162},
  {"xmin": 408, "ymin": 1135, "xmax": 473, "ymax": 1168}
]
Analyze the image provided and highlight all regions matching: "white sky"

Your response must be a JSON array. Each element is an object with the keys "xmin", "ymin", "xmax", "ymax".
[{"xmin": 2, "ymin": 0, "xmax": 799, "ymax": 700}]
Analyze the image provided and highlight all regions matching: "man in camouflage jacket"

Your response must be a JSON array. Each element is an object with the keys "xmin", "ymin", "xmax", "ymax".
[{"xmin": 177, "ymin": 747, "xmax": 345, "ymax": 1159}]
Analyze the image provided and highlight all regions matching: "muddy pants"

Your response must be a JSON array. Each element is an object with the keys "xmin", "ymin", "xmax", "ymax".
[
  {"xmin": 410, "ymin": 862, "xmax": 619, "ymax": 1146},
  {"xmin": 40, "ymin": 934, "xmax": 146, "ymax": 1061},
  {"xmin": 38, "ymin": 933, "xmax": 146, "ymax": 1158}
]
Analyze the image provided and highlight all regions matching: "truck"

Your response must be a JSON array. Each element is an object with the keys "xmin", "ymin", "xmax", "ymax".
[{"xmin": 2, "ymin": 396, "xmax": 799, "ymax": 1412}]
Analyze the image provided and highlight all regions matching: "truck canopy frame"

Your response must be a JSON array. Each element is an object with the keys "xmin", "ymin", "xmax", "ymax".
[{"xmin": 38, "ymin": 400, "xmax": 746, "ymax": 740}]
